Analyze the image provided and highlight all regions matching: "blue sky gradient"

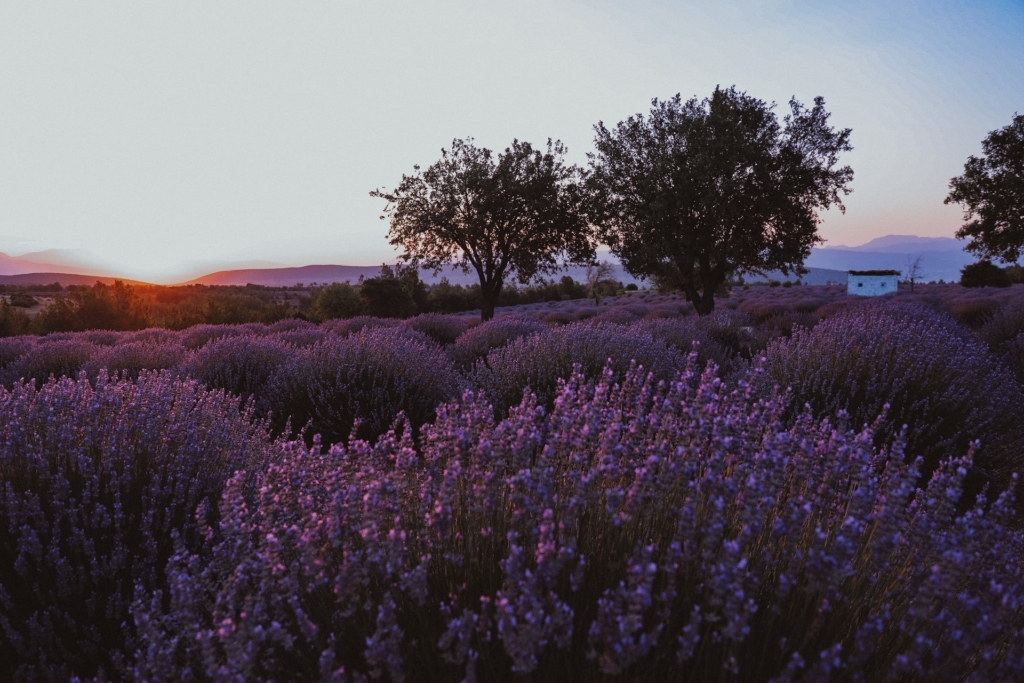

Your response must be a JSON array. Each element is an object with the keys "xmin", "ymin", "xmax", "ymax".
[{"xmin": 0, "ymin": 1, "xmax": 1021, "ymax": 279}]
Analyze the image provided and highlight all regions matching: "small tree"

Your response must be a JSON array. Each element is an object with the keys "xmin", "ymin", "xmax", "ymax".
[
  {"xmin": 359, "ymin": 265, "xmax": 419, "ymax": 318},
  {"xmin": 585, "ymin": 261, "xmax": 616, "ymax": 304},
  {"xmin": 946, "ymin": 113, "xmax": 1024, "ymax": 262},
  {"xmin": 589, "ymin": 86, "xmax": 853, "ymax": 315},
  {"xmin": 904, "ymin": 254, "xmax": 925, "ymax": 292},
  {"xmin": 961, "ymin": 260, "xmax": 1012, "ymax": 288},
  {"xmin": 311, "ymin": 282, "xmax": 362, "ymax": 321},
  {"xmin": 372, "ymin": 138, "xmax": 594, "ymax": 321}
]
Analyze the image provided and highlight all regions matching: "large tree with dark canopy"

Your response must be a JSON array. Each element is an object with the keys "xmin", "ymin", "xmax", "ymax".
[
  {"xmin": 371, "ymin": 138, "xmax": 594, "ymax": 321},
  {"xmin": 589, "ymin": 86, "xmax": 853, "ymax": 315},
  {"xmin": 946, "ymin": 113, "xmax": 1024, "ymax": 263}
]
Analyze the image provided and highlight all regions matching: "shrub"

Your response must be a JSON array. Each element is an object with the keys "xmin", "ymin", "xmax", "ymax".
[
  {"xmin": 79, "ymin": 329, "xmax": 125, "ymax": 346},
  {"xmin": 132, "ymin": 364, "xmax": 1024, "ymax": 681},
  {"xmin": 0, "ymin": 338, "xmax": 99, "ymax": 389},
  {"xmin": 85, "ymin": 341, "xmax": 186, "ymax": 381},
  {"xmin": 738, "ymin": 301, "xmax": 791, "ymax": 324},
  {"xmin": 593, "ymin": 307, "xmax": 639, "ymax": 325},
  {"xmin": 629, "ymin": 318, "xmax": 735, "ymax": 374},
  {"xmin": 961, "ymin": 260, "xmax": 1012, "ymax": 288},
  {"xmin": 541, "ymin": 310, "xmax": 576, "ymax": 325},
  {"xmin": 272, "ymin": 328, "xmax": 332, "ymax": 348},
  {"xmin": 263, "ymin": 328, "xmax": 461, "ymax": 444},
  {"xmin": 763, "ymin": 304, "xmax": 1024, "ymax": 493},
  {"xmin": 447, "ymin": 315, "xmax": 549, "ymax": 371},
  {"xmin": 180, "ymin": 323, "xmax": 247, "ymax": 350},
  {"xmin": 1000, "ymin": 332, "xmax": 1024, "ymax": 385},
  {"xmin": 0, "ymin": 300, "xmax": 31, "ymax": 337},
  {"xmin": 944, "ymin": 296, "xmax": 999, "ymax": 328},
  {"xmin": 127, "ymin": 327, "xmax": 183, "ymax": 346},
  {"xmin": 692, "ymin": 309, "xmax": 761, "ymax": 356},
  {"xmin": 403, "ymin": 313, "xmax": 476, "ymax": 346},
  {"xmin": 476, "ymin": 322, "xmax": 683, "ymax": 414},
  {"xmin": 319, "ymin": 315, "xmax": 402, "ymax": 337},
  {"xmin": 310, "ymin": 282, "xmax": 364, "ymax": 321},
  {"xmin": 0, "ymin": 337, "xmax": 35, "ymax": 375},
  {"xmin": 269, "ymin": 318, "xmax": 319, "ymax": 333},
  {"xmin": 0, "ymin": 371, "xmax": 273, "ymax": 680},
  {"xmin": 978, "ymin": 300, "xmax": 1024, "ymax": 348},
  {"xmin": 180, "ymin": 334, "xmax": 294, "ymax": 406}
]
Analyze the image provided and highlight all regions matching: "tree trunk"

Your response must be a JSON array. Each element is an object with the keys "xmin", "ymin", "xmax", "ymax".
[
  {"xmin": 687, "ymin": 287, "xmax": 716, "ymax": 316},
  {"xmin": 481, "ymin": 296, "xmax": 496, "ymax": 322},
  {"xmin": 479, "ymin": 278, "xmax": 503, "ymax": 322}
]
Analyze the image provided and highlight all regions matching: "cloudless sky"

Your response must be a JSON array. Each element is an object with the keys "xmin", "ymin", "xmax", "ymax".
[{"xmin": 0, "ymin": 0, "xmax": 1021, "ymax": 281}]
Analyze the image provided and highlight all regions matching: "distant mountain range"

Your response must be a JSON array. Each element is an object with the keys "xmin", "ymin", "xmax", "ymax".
[
  {"xmin": 185, "ymin": 262, "xmax": 644, "ymax": 287},
  {"xmin": 0, "ymin": 235, "xmax": 991, "ymax": 288},
  {"xmin": 805, "ymin": 235, "xmax": 976, "ymax": 282}
]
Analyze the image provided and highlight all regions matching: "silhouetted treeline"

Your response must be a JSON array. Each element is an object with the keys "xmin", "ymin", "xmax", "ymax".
[{"xmin": 0, "ymin": 267, "xmax": 624, "ymax": 336}]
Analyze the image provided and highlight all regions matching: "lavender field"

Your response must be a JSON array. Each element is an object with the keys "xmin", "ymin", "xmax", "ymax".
[{"xmin": 2, "ymin": 284, "xmax": 1024, "ymax": 681}]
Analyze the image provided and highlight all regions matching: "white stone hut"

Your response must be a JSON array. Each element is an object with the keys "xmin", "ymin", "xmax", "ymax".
[{"xmin": 847, "ymin": 270, "xmax": 899, "ymax": 296}]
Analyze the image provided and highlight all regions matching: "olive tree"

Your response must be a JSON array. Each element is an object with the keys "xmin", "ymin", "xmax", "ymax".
[
  {"xmin": 371, "ymin": 138, "xmax": 594, "ymax": 321},
  {"xmin": 589, "ymin": 86, "xmax": 853, "ymax": 315},
  {"xmin": 946, "ymin": 113, "xmax": 1024, "ymax": 262}
]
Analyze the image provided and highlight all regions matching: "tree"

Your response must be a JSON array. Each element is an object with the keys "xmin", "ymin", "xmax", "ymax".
[
  {"xmin": 30, "ymin": 280, "xmax": 150, "ymax": 333},
  {"xmin": 585, "ymin": 261, "xmax": 616, "ymax": 304},
  {"xmin": 904, "ymin": 254, "xmax": 924, "ymax": 293},
  {"xmin": 359, "ymin": 264, "xmax": 419, "ymax": 318},
  {"xmin": 372, "ymin": 138, "xmax": 594, "ymax": 321},
  {"xmin": 588, "ymin": 86, "xmax": 853, "ymax": 315},
  {"xmin": 0, "ymin": 299, "xmax": 30, "ymax": 337},
  {"xmin": 310, "ymin": 282, "xmax": 362, "ymax": 321},
  {"xmin": 946, "ymin": 113, "xmax": 1024, "ymax": 262},
  {"xmin": 960, "ymin": 260, "xmax": 1012, "ymax": 288}
]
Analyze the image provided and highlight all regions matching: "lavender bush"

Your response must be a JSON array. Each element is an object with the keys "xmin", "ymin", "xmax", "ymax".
[
  {"xmin": 474, "ymin": 322, "xmax": 684, "ymax": 415},
  {"xmin": 447, "ymin": 315, "xmax": 549, "ymax": 371},
  {"xmin": 629, "ymin": 318, "xmax": 735, "ymax": 375},
  {"xmin": 271, "ymin": 327, "xmax": 332, "ymax": 348},
  {"xmin": 0, "ymin": 338, "xmax": 98, "ymax": 389},
  {"xmin": 0, "ymin": 336, "xmax": 35, "ymax": 375},
  {"xmin": 0, "ymin": 371, "xmax": 274, "ymax": 680},
  {"xmin": 263, "ymin": 328, "xmax": 462, "ymax": 444},
  {"xmin": 179, "ymin": 334, "xmax": 293, "ymax": 406},
  {"xmin": 320, "ymin": 316, "xmax": 402, "ymax": 337},
  {"xmin": 763, "ymin": 303, "xmax": 1024, "ymax": 494},
  {"xmin": 403, "ymin": 313, "xmax": 476, "ymax": 346},
  {"xmin": 84, "ymin": 340, "xmax": 186, "ymax": 381},
  {"xmin": 181, "ymin": 323, "xmax": 250, "ymax": 350},
  {"xmin": 131, "ymin": 361, "xmax": 1024, "ymax": 681}
]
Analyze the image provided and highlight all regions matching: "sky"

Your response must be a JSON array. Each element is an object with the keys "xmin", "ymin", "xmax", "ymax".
[{"xmin": 0, "ymin": 0, "xmax": 1021, "ymax": 282}]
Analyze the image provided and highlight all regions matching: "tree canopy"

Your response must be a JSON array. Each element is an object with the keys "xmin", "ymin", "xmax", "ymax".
[
  {"xmin": 588, "ymin": 86, "xmax": 853, "ymax": 315},
  {"xmin": 946, "ymin": 113, "xmax": 1024, "ymax": 263},
  {"xmin": 371, "ymin": 137, "xmax": 594, "ymax": 321}
]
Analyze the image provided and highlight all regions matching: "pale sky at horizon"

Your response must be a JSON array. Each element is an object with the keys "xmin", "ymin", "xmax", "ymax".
[{"xmin": 1, "ymin": 0, "xmax": 1022, "ymax": 281}]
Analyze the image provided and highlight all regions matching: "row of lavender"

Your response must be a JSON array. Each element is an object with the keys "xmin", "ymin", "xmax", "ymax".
[{"xmin": 2, "ymin": 295, "xmax": 1024, "ymax": 679}]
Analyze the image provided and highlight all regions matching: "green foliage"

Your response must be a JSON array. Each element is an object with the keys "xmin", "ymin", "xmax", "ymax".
[
  {"xmin": 372, "ymin": 137, "xmax": 595, "ymax": 320},
  {"xmin": 960, "ymin": 260, "xmax": 1012, "ymax": 288},
  {"xmin": 589, "ymin": 86, "xmax": 853, "ymax": 316},
  {"xmin": 310, "ymin": 282, "xmax": 362, "ymax": 321},
  {"xmin": 0, "ymin": 300, "xmax": 31, "ymax": 337},
  {"xmin": 946, "ymin": 113, "xmax": 1024, "ymax": 262},
  {"xmin": 30, "ymin": 281, "xmax": 150, "ymax": 334},
  {"xmin": 1006, "ymin": 264, "xmax": 1024, "ymax": 283},
  {"xmin": 360, "ymin": 264, "xmax": 419, "ymax": 318},
  {"xmin": 7, "ymin": 293, "xmax": 37, "ymax": 308}
]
